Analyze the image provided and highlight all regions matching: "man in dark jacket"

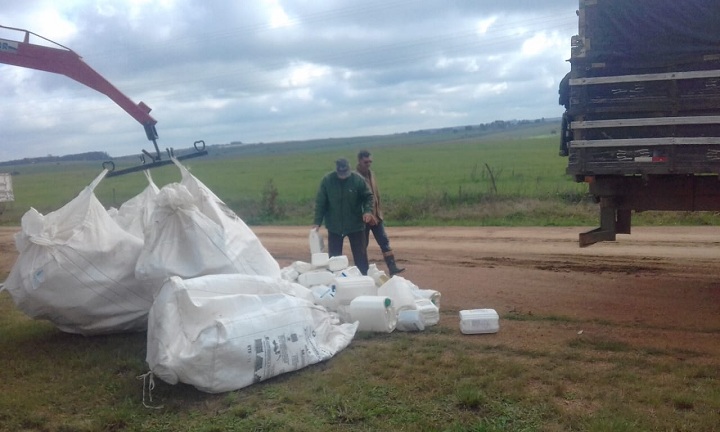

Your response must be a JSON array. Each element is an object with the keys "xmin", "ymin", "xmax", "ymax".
[
  {"xmin": 559, "ymin": 71, "xmax": 572, "ymax": 156},
  {"xmin": 312, "ymin": 158, "xmax": 375, "ymax": 275}
]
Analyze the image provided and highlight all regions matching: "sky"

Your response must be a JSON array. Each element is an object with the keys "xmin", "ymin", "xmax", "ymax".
[{"xmin": 0, "ymin": 1, "xmax": 577, "ymax": 161}]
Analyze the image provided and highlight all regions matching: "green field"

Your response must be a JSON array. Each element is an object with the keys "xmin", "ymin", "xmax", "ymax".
[
  {"xmin": 1, "ymin": 120, "xmax": 719, "ymax": 228},
  {"xmin": 0, "ymin": 121, "xmax": 583, "ymax": 226}
]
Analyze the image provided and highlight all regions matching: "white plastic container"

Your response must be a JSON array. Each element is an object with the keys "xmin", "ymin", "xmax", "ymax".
[
  {"xmin": 459, "ymin": 309, "xmax": 499, "ymax": 334},
  {"xmin": 416, "ymin": 298, "xmax": 440, "ymax": 326},
  {"xmin": 378, "ymin": 276, "xmax": 417, "ymax": 312},
  {"xmin": 310, "ymin": 284, "xmax": 339, "ymax": 310},
  {"xmin": 334, "ymin": 266, "xmax": 362, "ymax": 278},
  {"xmin": 292, "ymin": 261, "xmax": 315, "ymax": 274},
  {"xmin": 349, "ymin": 296, "xmax": 396, "ymax": 332},
  {"xmin": 396, "ymin": 309, "xmax": 425, "ymax": 332},
  {"xmin": 327, "ymin": 255, "xmax": 349, "ymax": 271},
  {"xmin": 367, "ymin": 264, "xmax": 389, "ymax": 287},
  {"xmin": 297, "ymin": 269, "xmax": 335, "ymax": 287},
  {"xmin": 311, "ymin": 252, "xmax": 330, "ymax": 267},
  {"xmin": 334, "ymin": 276, "xmax": 377, "ymax": 305},
  {"xmin": 413, "ymin": 289, "xmax": 441, "ymax": 308},
  {"xmin": 309, "ymin": 229, "xmax": 325, "ymax": 254}
]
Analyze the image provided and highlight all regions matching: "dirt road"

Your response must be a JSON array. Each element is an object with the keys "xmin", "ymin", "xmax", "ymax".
[
  {"xmin": 1, "ymin": 225, "xmax": 719, "ymax": 357},
  {"xmin": 254, "ymin": 226, "xmax": 720, "ymax": 357}
]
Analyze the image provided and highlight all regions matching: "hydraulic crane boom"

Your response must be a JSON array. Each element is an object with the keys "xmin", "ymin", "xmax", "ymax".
[
  {"xmin": 0, "ymin": 24, "xmax": 207, "ymax": 176},
  {"xmin": 0, "ymin": 24, "xmax": 158, "ymax": 142}
]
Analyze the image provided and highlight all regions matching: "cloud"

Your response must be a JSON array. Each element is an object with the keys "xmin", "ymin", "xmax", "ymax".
[{"xmin": 0, "ymin": 0, "xmax": 576, "ymax": 160}]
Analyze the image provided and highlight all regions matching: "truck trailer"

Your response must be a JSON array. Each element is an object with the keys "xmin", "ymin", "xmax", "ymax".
[{"xmin": 562, "ymin": 0, "xmax": 720, "ymax": 246}]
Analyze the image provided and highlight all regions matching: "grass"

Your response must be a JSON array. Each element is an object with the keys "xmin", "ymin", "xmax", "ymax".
[{"xmin": 2, "ymin": 299, "xmax": 719, "ymax": 431}]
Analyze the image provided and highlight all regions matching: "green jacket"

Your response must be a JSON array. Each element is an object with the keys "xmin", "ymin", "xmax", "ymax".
[{"xmin": 314, "ymin": 171, "xmax": 373, "ymax": 236}]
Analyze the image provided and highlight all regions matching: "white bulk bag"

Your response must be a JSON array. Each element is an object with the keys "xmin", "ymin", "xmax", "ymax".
[
  {"xmin": 135, "ymin": 183, "xmax": 230, "ymax": 280},
  {"xmin": 2, "ymin": 170, "xmax": 155, "ymax": 335},
  {"xmin": 149, "ymin": 272, "xmax": 315, "ymax": 303},
  {"xmin": 112, "ymin": 170, "xmax": 160, "ymax": 239},
  {"xmin": 176, "ymin": 159, "xmax": 280, "ymax": 278},
  {"xmin": 146, "ymin": 275, "xmax": 357, "ymax": 393},
  {"xmin": 135, "ymin": 159, "xmax": 280, "ymax": 281}
]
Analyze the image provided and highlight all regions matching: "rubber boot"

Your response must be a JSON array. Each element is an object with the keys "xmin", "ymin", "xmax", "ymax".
[{"xmin": 383, "ymin": 251, "xmax": 405, "ymax": 276}]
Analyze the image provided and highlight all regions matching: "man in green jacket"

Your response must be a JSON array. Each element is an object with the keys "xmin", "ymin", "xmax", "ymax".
[{"xmin": 312, "ymin": 158, "xmax": 375, "ymax": 275}]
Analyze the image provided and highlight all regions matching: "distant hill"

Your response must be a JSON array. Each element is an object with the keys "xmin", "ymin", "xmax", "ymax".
[
  {"xmin": 205, "ymin": 118, "xmax": 561, "ymax": 159},
  {"xmin": 0, "ymin": 151, "xmax": 112, "ymax": 167},
  {"xmin": 0, "ymin": 117, "xmax": 560, "ymax": 166}
]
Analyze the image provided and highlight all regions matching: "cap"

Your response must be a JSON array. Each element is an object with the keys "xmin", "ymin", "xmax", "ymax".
[{"xmin": 335, "ymin": 158, "xmax": 350, "ymax": 178}]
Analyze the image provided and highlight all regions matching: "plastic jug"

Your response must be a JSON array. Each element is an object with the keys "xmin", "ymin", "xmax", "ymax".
[
  {"xmin": 416, "ymin": 298, "xmax": 440, "ymax": 326},
  {"xmin": 334, "ymin": 276, "xmax": 377, "ymax": 305},
  {"xmin": 378, "ymin": 276, "xmax": 417, "ymax": 312},
  {"xmin": 309, "ymin": 229, "xmax": 325, "ymax": 254},
  {"xmin": 349, "ymin": 296, "xmax": 396, "ymax": 332},
  {"xmin": 459, "ymin": 309, "xmax": 499, "ymax": 334},
  {"xmin": 396, "ymin": 309, "xmax": 425, "ymax": 332},
  {"xmin": 328, "ymin": 255, "xmax": 349, "ymax": 271},
  {"xmin": 311, "ymin": 252, "xmax": 329, "ymax": 267},
  {"xmin": 297, "ymin": 269, "xmax": 335, "ymax": 288},
  {"xmin": 311, "ymin": 284, "xmax": 339, "ymax": 310},
  {"xmin": 367, "ymin": 264, "xmax": 389, "ymax": 287}
]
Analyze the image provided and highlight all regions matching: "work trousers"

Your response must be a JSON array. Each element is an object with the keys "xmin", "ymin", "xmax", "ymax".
[
  {"xmin": 327, "ymin": 230, "xmax": 369, "ymax": 275},
  {"xmin": 365, "ymin": 221, "xmax": 392, "ymax": 253}
]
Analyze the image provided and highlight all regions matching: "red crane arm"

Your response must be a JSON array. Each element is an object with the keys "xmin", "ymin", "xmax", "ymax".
[{"xmin": 0, "ymin": 25, "xmax": 158, "ymax": 141}]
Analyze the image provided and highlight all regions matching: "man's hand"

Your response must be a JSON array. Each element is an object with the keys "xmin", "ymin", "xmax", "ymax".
[
  {"xmin": 363, "ymin": 213, "xmax": 376, "ymax": 225},
  {"xmin": 311, "ymin": 225, "xmax": 320, "ymax": 230}
]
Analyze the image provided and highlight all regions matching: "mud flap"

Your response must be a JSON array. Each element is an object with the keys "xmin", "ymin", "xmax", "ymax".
[{"xmin": 579, "ymin": 202, "xmax": 631, "ymax": 247}]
